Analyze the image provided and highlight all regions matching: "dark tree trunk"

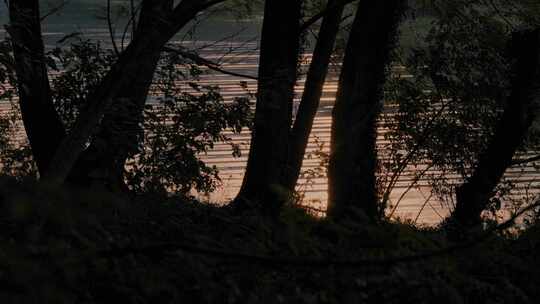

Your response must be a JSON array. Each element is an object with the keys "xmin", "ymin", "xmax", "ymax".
[
  {"xmin": 44, "ymin": 33, "xmax": 166, "ymax": 185},
  {"xmin": 284, "ymin": 0, "xmax": 345, "ymax": 190},
  {"xmin": 235, "ymin": 0, "xmax": 302, "ymax": 213},
  {"xmin": 68, "ymin": 0, "xmax": 173, "ymax": 191},
  {"xmin": 67, "ymin": 50, "xmax": 161, "ymax": 192},
  {"xmin": 452, "ymin": 29, "xmax": 540, "ymax": 228},
  {"xmin": 327, "ymin": 0, "xmax": 405, "ymax": 221},
  {"xmin": 7, "ymin": 0, "xmax": 66, "ymax": 175}
]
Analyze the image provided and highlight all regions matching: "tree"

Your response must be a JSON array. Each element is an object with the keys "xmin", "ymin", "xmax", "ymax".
[
  {"xmin": 7, "ymin": 0, "xmax": 66, "ymax": 175},
  {"xmin": 67, "ymin": 0, "xmax": 174, "ymax": 191},
  {"xmin": 36, "ymin": 38, "xmax": 251, "ymax": 196},
  {"xmin": 383, "ymin": 1, "xmax": 540, "ymax": 229},
  {"xmin": 237, "ymin": 0, "xmax": 408, "ymax": 220},
  {"xmin": 327, "ymin": 0, "xmax": 406, "ymax": 221},
  {"xmin": 6, "ymin": 0, "xmax": 228, "ymax": 187},
  {"xmin": 381, "ymin": 1, "xmax": 513, "ymax": 221},
  {"xmin": 236, "ymin": 0, "xmax": 358, "ymax": 209},
  {"xmin": 284, "ymin": 0, "xmax": 345, "ymax": 190},
  {"xmin": 235, "ymin": 0, "xmax": 302, "ymax": 213},
  {"xmin": 453, "ymin": 29, "xmax": 540, "ymax": 228}
]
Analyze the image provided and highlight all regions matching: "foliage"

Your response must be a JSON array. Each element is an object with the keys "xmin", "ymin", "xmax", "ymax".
[
  {"xmin": 295, "ymin": 136, "xmax": 329, "ymax": 214},
  {"xmin": 125, "ymin": 50, "xmax": 252, "ymax": 195},
  {"xmin": 0, "ymin": 103, "xmax": 37, "ymax": 178},
  {"xmin": 0, "ymin": 39, "xmax": 37, "ymax": 178},
  {"xmin": 0, "ymin": 39, "xmax": 14, "ymax": 154},
  {"xmin": 0, "ymin": 37, "xmax": 252, "ymax": 196},
  {"xmin": 0, "ymin": 39, "xmax": 15, "ymax": 100},
  {"xmin": 50, "ymin": 39, "xmax": 117, "ymax": 130},
  {"xmin": 381, "ymin": 2, "xmax": 517, "ymax": 213}
]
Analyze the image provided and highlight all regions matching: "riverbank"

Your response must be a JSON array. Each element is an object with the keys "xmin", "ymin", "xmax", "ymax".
[{"xmin": 0, "ymin": 176, "xmax": 538, "ymax": 303}]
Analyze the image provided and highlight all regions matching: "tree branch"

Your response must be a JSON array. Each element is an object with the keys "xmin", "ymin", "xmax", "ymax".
[
  {"xmin": 163, "ymin": 46, "xmax": 258, "ymax": 80},
  {"xmin": 300, "ymin": 0, "xmax": 358, "ymax": 32},
  {"xmin": 42, "ymin": 0, "xmax": 230, "ymax": 184},
  {"xmin": 107, "ymin": 0, "xmax": 121, "ymax": 57},
  {"xmin": 512, "ymin": 154, "xmax": 540, "ymax": 165},
  {"xmin": 170, "ymin": 0, "xmax": 228, "ymax": 35},
  {"xmin": 40, "ymin": 0, "xmax": 70, "ymax": 21}
]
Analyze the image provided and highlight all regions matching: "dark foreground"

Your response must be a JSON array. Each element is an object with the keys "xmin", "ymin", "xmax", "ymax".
[{"xmin": 0, "ymin": 177, "xmax": 538, "ymax": 304}]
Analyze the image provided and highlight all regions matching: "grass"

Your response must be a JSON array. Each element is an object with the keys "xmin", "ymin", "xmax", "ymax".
[{"xmin": 0, "ymin": 176, "xmax": 539, "ymax": 303}]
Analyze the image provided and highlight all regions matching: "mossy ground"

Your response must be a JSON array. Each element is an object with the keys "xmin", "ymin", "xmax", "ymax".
[{"xmin": 0, "ymin": 176, "xmax": 538, "ymax": 304}]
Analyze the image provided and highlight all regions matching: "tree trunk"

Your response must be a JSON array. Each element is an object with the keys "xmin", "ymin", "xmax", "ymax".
[
  {"xmin": 327, "ymin": 0, "xmax": 405, "ymax": 221},
  {"xmin": 7, "ymin": 0, "xmax": 66, "ymax": 175},
  {"xmin": 284, "ymin": 0, "xmax": 344, "ymax": 190},
  {"xmin": 452, "ymin": 29, "xmax": 540, "ymax": 228},
  {"xmin": 235, "ymin": 0, "xmax": 302, "ymax": 213},
  {"xmin": 68, "ymin": 0, "xmax": 173, "ymax": 191},
  {"xmin": 67, "ymin": 50, "xmax": 161, "ymax": 191}
]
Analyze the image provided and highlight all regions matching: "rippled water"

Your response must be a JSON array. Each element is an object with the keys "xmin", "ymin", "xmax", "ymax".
[{"xmin": 1, "ymin": 2, "xmax": 538, "ymax": 225}]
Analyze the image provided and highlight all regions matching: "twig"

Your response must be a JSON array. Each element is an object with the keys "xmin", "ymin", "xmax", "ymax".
[
  {"xmin": 512, "ymin": 154, "xmax": 540, "ymax": 166},
  {"xmin": 300, "ymin": 0, "xmax": 358, "ymax": 32},
  {"xmin": 130, "ymin": 0, "xmax": 136, "ymax": 37},
  {"xmin": 107, "ymin": 0, "xmax": 120, "ymax": 57},
  {"xmin": 120, "ymin": 1, "xmax": 142, "ymax": 50},
  {"xmin": 381, "ymin": 100, "xmax": 449, "ymax": 209},
  {"xmin": 40, "ymin": 0, "xmax": 71, "ymax": 22},
  {"xmin": 414, "ymin": 192, "xmax": 434, "ymax": 224},
  {"xmin": 388, "ymin": 164, "xmax": 433, "ymax": 218},
  {"xmin": 163, "ymin": 46, "xmax": 258, "ymax": 80}
]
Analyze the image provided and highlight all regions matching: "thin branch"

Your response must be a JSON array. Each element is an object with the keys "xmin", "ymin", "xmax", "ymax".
[
  {"xmin": 107, "ymin": 0, "xmax": 121, "ymax": 57},
  {"xmin": 42, "ymin": 0, "xmax": 229, "ymax": 184},
  {"xmin": 171, "ymin": 0, "xmax": 228, "ymax": 26},
  {"xmin": 300, "ymin": 0, "xmax": 358, "ymax": 32},
  {"xmin": 163, "ymin": 46, "xmax": 258, "ymax": 80},
  {"xmin": 485, "ymin": 0, "xmax": 516, "ymax": 30},
  {"xmin": 381, "ymin": 100, "xmax": 449, "ymax": 209},
  {"xmin": 428, "ymin": 200, "xmax": 445, "ymax": 220},
  {"xmin": 40, "ymin": 0, "xmax": 71, "ymax": 21},
  {"xmin": 130, "ymin": 0, "xmax": 136, "ymax": 37},
  {"xmin": 512, "ymin": 154, "xmax": 540, "ymax": 166},
  {"xmin": 388, "ymin": 164, "xmax": 433, "ymax": 218},
  {"xmin": 414, "ymin": 192, "xmax": 434, "ymax": 224},
  {"xmin": 120, "ymin": 1, "xmax": 142, "ymax": 51}
]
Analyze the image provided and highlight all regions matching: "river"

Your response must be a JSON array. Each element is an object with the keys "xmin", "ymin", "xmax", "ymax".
[{"xmin": 3, "ymin": 1, "xmax": 537, "ymax": 225}]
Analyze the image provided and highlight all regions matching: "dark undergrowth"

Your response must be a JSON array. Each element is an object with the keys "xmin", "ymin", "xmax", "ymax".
[{"xmin": 0, "ymin": 176, "xmax": 539, "ymax": 304}]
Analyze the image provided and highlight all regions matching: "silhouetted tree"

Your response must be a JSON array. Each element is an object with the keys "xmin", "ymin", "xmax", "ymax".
[
  {"xmin": 237, "ymin": 0, "xmax": 407, "ymax": 219},
  {"xmin": 67, "ymin": 0, "xmax": 174, "ymax": 191},
  {"xmin": 384, "ymin": 1, "xmax": 540, "ymax": 229},
  {"xmin": 7, "ymin": 0, "xmax": 227, "ymax": 186},
  {"xmin": 285, "ymin": 0, "xmax": 345, "ymax": 190},
  {"xmin": 327, "ymin": 0, "xmax": 406, "ymax": 221},
  {"xmin": 235, "ymin": 0, "xmax": 302, "ymax": 213},
  {"xmin": 7, "ymin": 0, "xmax": 66, "ymax": 175},
  {"xmin": 453, "ymin": 29, "xmax": 540, "ymax": 228}
]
